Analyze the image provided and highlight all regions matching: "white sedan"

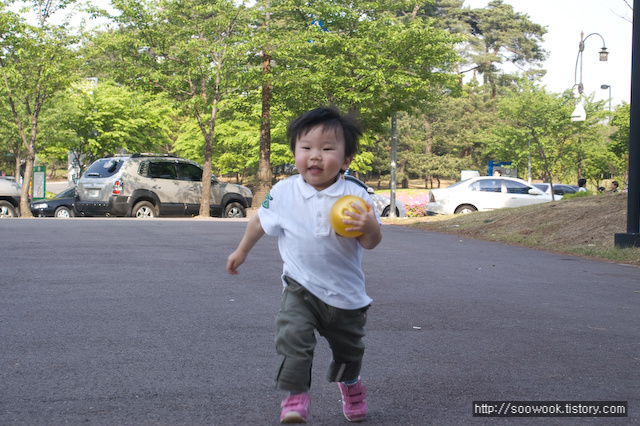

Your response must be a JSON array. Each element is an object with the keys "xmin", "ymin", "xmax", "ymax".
[{"xmin": 426, "ymin": 176, "xmax": 553, "ymax": 215}]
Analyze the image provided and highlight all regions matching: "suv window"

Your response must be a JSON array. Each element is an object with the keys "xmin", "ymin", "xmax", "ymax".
[
  {"xmin": 84, "ymin": 158, "xmax": 125, "ymax": 178},
  {"xmin": 471, "ymin": 179, "xmax": 502, "ymax": 193},
  {"xmin": 505, "ymin": 180, "xmax": 531, "ymax": 194},
  {"xmin": 177, "ymin": 163, "xmax": 202, "ymax": 181},
  {"xmin": 148, "ymin": 162, "xmax": 177, "ymax": 179}
]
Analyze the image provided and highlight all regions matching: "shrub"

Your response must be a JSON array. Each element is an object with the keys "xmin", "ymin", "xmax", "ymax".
[
  {"xmin": 376, "ymin": 189, "xmax": 429, "ymax": 217},
  {"xmin": 562, "ymin": 190, "xmax": 594, "ymax": 200}
]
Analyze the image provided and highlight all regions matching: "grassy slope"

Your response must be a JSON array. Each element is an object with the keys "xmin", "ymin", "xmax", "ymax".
[{"xmin": 383, "ymin": 192, "xmax": 640, "ymax": 266}]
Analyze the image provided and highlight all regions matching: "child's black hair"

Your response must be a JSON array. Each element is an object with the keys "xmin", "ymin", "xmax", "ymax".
[{"xmin": 287, "ymin": 106, "xmax": 362, "ymax": 157}]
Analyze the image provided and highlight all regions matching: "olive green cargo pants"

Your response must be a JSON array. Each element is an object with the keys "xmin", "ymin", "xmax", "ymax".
[{"xmin": 273, "ymin": 277, "xmax": 369, "ymax": 393}]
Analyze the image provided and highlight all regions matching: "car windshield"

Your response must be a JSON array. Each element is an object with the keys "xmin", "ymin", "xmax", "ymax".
[
  {"xmin": 447, "ymin": 179, "xmax": 471, "ymax": 189},
  {"xmin": 470, "ymin": 179, "xmax": 502, "ymax": 192},
  {"xmin": 84, "ymin": 158, "xmax": 125, "ymax": 178},
  {"xmin": 54, "ymin": 187, "xmax": 76, "ymax": 198}
]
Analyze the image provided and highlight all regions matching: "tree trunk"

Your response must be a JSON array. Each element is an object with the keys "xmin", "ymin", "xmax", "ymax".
[
  {"xmin": 14, "ymin": 154, "xmax": 21, "ymax": 182},
  {"xmin": 199, "ymin": 99, "xmax": 218, "ymax": 218},
  {"xmin": 20, "ymin": 131, "xmax": 36, "ymax": 217},
  {"xmin": 198, "ymin": 58, "xmax": 223, "ymax": 218},
  {"xmin": 577, "ymin": 149, "xmax": 583, "ymax": 179},
  {"xmin": 4, "ymin": 78, "xmax": 33, "ymax": 216},
  {"xmin": 254, "ymin": 52, "xmax": 274, "ymax": 207},
  {"xmin": 200, "ymin": 127, "xmax": 214, "ymax": 217}
]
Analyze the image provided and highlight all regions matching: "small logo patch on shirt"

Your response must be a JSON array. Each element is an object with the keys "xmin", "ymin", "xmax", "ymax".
[{"xmin": 262, "ymin": 193, "xmax": 273, "ymax": 209}]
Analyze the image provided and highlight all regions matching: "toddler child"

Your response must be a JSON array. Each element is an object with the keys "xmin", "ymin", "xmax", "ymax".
[{"xmin": 227, "ymin": 106, "xmax": 382, "ymax": 423}]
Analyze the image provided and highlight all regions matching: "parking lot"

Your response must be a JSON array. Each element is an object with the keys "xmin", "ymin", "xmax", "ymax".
[{"xmin": 1, "ymin": 219, "xmax": 638, "ymax": 425}]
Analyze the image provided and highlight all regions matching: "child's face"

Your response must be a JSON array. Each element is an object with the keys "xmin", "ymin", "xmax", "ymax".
[{"xmin": 293, "ymin": 125, "xmax": 353, "ymax": 191}]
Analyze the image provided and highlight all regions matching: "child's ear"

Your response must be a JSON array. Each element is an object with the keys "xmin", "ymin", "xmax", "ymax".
[{"xmin": 342, "ymin": 155, "xmax": 354, "ymax": 171}]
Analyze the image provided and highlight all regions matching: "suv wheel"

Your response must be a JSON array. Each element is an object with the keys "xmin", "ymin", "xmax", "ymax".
[
  {"xmin": 132, "ymin": 201, "xmax": 157, "ymax": 218},
  {"xmin": 0, "ymin": 201, "xmax": 18, "ymax": 218},
  {"xmin": 224, "ymin": 202, "xmax": 245, "ymax": 218}
]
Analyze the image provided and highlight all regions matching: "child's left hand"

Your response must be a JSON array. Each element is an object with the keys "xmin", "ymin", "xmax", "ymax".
[{"xmin": 343, "ymin": 201, "xmax": 382, "ymax": 249}]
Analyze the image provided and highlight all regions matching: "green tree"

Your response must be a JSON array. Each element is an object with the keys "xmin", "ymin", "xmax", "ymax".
[
  {"xmin": 0, "ymin": 98, "xmax": 22, "ymax": 177},
  {"xmin": 489, "ymin": 82, "xmax": 607, "ymax": 197},
  {"xmin": 425, "ymin": 81, "xmax": 498, "ymax": 170},
  {"xmin": 244, "ymin": 0, "xmax": 457, "ymax": 193},
  {"xmin": 451, "ymin": 0, "xmax": 547, "ymax": 97},
  {"xmin": 271, "ymin": 0, "xmax": 460, "ymax": 130},
  {"xmin": 579, "ymin": 136, "xmax": 619, "ymax": 190},
  {"xmin": 241, "ymin": 0, "xmax": 462, "ymax": 201},
  {"xmin": 95, "ymin": 0, "xmax": 254, "ymax": 217},
  {"xmin": 610, "ymin": 102, "xmax": 630, "ymax": 170},
  {"xmin": 174, "ymin": 108, "xmax": 261, "ymax": 183},
  {"xmin": 392, "ymin": 110, "xmax": 474, "ymax": 188},
  {"xmin": 0, "ymin": 0, "xmax": 78, "ymax": 216},
  {"xmin": 39, "ymin": 79, "xmax": 175, "ymax": 175}
]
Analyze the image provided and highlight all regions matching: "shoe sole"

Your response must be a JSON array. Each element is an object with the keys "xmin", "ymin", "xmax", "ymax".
[
  {"xmin": 281, "ymin": 411, "xmax": 307, "ymax": 423},
  {"xmin": 343, "ymin": 411, "xmax": 366, "ymax": 422}
]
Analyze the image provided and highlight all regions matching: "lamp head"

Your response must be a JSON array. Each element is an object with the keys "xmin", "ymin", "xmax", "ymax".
[{"xmin": 599, "ymin": 47, "xmax": 609, "ymax": 61}]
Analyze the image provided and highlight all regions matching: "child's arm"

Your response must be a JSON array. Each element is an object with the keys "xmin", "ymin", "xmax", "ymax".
[
  {"xmin": 226, "ymin": 214, "xmax": 266, "ymax": 275},
  {"xmin": 343, "ymin": 202, "xmax": 382, "ymax": 250}
]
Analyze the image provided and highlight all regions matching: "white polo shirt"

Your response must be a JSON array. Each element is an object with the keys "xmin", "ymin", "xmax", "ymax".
[{"xmin": 258, "ymin": 175, "xmax": 380, "ymax": 310}]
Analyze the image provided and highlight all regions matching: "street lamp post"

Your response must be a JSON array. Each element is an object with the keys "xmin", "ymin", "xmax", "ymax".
[
  {"xmin": 571, "ymin": 31, "xmax": 609, "ymax": 121},
  {"xmin": 614, "ymin": 0, "xmax": 640, "ymax": 248},
  {"xmin": 600, "ymin": 84, "xmax": 612, "ymax": 113}
]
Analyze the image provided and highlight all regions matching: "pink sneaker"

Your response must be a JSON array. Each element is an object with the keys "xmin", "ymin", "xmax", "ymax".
[
  {"xmin": 337, "ymin": 379, "xmax": 367, "ymax": 422},
  {"xmin": 280, "ymin": 393, "xmax": 310, "ymax": 423}
]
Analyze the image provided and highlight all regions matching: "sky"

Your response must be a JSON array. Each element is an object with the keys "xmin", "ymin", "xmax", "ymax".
[{"xmin": 464, "ymin": 0, "xmax": 633, "ymax": 109}]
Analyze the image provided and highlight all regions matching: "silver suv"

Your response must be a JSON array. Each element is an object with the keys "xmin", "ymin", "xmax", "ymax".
[
  {"xmin": 0, "ymin": 178, "xmax": 22, "ymax": 217},
  {"xmin": 74, "ymin": 154, "xmax": 253, "ymax": 218}
]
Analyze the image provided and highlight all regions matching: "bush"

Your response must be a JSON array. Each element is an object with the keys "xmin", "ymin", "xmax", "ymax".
[
  {"xmin": 562, "ymin": 190, "xmax": 594, "ymax": 200},
  {"xmin": 376, "ymin": 189, "xmax": 429, "ymax": 217}
]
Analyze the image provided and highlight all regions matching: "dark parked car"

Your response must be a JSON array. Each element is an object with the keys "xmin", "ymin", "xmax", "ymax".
[
  {"xmin": 532, "ymin": 183, "xmax": 579, "ymax": 199},
  {"xmin": 30, "ymin": 186, "xmax": 76, "ymax": 218}
]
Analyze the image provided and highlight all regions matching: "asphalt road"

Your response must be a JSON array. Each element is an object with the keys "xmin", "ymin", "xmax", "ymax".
[{"xmin": 1, "ymin": 219, "xmax": 638, "ymax": 425}]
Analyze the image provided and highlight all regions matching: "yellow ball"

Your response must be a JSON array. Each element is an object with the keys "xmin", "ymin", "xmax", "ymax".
[{"xmin": 330, "ymin": 195, "xmax": 368, "ymax": 238}]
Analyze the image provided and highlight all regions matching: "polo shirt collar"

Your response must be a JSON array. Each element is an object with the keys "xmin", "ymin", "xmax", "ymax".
[{"xmin": 296, "ymin": 174, "xmax": 345, "ymax": 199}]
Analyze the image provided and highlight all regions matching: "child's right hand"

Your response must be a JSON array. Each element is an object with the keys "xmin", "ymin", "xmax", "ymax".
[
  {"xmin": 226, "ymin": 250, "xmax": 247, "ymax": 275},
  {"xmin": 343, "ymin": 201, "xmax": 382, "ymax": 250},
  {"xmin": 225, "ymin": 214, "xmax": 265, "ymax": 275}
]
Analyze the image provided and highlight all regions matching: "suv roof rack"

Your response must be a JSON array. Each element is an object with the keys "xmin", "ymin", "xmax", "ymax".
[
  {"xmin": 130, "ymin": 153, "xmax": 176, "ymax": 158},
  {"xmin": 103, "ymin": 153, "xmax": 176, "ymax": 159}
]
